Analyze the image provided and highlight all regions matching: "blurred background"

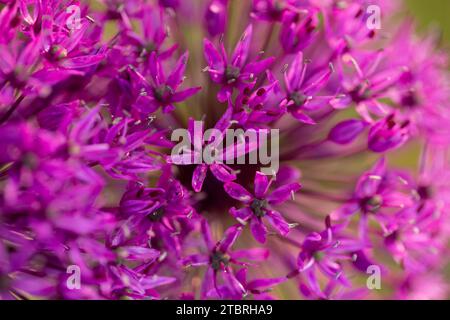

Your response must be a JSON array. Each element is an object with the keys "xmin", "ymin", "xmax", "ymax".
[
  {"xmin": 406, "ymin": 0, "xmax": 450, "ymax": 298},
  {"xmin": 407, "ymin": 0, "xmax": 450, "ymax": 46}
]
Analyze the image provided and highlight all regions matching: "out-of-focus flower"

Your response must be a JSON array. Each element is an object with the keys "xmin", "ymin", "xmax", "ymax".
[{"xmin": 205, "ymin": 0, "xmax": 228, "ymax": 37}]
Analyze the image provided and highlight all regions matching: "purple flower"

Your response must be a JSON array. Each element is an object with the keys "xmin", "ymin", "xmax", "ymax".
[
  {"xmin": 110, "ymin": 167, "xmax": 195, "ymax": 249},
  {"xmin": 108, "ymin": 264, "xmax": 175, "ymax": 299},
  {"xmin": 130, "ymin": 51, "xmax": 201, "ymax": 114},
  {"xmin": 291, "ymin": 217, "xmax": 366, "ymax": 298},
  {"xmin": 331, "ymin": 157, "xmax": 414, "ymax": 242},
  {"xmin": 225, "ymin": 171, "xmax": 301, "ymax": 243},
  {"xmin": 203, "ymin": 24, "xmax": 275, "ymax": 102},
  {"xmin": 170, "ymin": 107, "xmax": 258, "ymax": 192},
  {"xmin": 280, "ymin": 9, "xmax": 319, "ymax": 53},
  {"xmin": 368, "ymin": 113, "xmax": 411, "ymax": 152},
  {"xmin": 384, "ymin": 206, "xmax": 443, "ymax": 273},
  {"xmin": 324, "ymin": 2, "xmax": 381, "ymax": 55},
  {"xmin": 232, "ymin": 79, "xmax": 284, "ymax": 128},
  {"xmin": 182, "ymin": 220, "xmax": 269, "ymax": 298},
  {"xmin": 119, "ymin": 4, "xmax": 178, "ymax": 62},
  {"xmin": 330, "ymin": 52, "xmax": 407, "ymax": 113},
  {"xmin": 280, "ymin": 52, "xmax": 334, "ymax": 124}
]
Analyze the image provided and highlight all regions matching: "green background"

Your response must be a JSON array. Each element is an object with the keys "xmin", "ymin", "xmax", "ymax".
[{"xmin": 407, "ymin": 0, "xmax": 450, "ymax": 46}]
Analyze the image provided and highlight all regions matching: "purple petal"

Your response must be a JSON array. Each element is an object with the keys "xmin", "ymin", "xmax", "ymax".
[
  {"xmin": 201, "ymin": 219, "xmax": 215, "ymax": 251},
  {"xmin": 355, "ymin": 158, "xmax": 386, "ymax": 198},
  {"xmin": 59, "ymin": 54, "xmax": 105, "ymax": 69},
  {"xmin": 274, "ymin": 166, "xmax": 301, "ymax": 185},
  {"xmin": 140, "ymin": 276, "xmax": 176, "ymax": 289},
  {"xmin": 182, "ymin": 254, "xmax": 209, "ymax": 267},
  {"xmin": 231, "ymin": 24, "xmax": 253, "ymax": 68},
  {"xmin": 149, "ymin": 51, "xmax": 165, "ymax": 84},
  {"xmin": 133, "ymin": 95, "xmax": 160, "ymax": 114},
  {"xmin": 254, "ymin": 171, "xmax": 269, "ymax": 198},
  {"xmin": 171, "ymin": 86, "xmax": 202, "ymax": 102},
  {"xmin": 265, "ymin": 210, "xmax": 290, "ymax": 236},
  {"xmin": 291, "ymin": 109, "xmax": 316, "ymax": 125},
  {"xmin": 120, "ymin": 246, "xmax": 160, "ymax": 261},
  {"xmin": 214, "ymin": 106, "xmax": 233, "ymax": 132},
  {"xmin": 224, "ymin": 182, "xmax": 254, "ymax": 203},
  {"xmin": 31, "ymin": 69, "xmax": 84, "ymax": 85},
  {"xmin": 368, "ymin": 117, "xmax": 409, "ymax": 152},
  {"xmin": 230, "ymin": 207, "xmax": 252, "ymax": 222},
  {"xmin": 37, "ymin": 101, "xmax": 78, "ymax": 132},
  {"xmin": 250, "ymin": 218, "xmax": 267, "ymax": 243},
  {"xmin": 247, "ymin": 277, "xmax": 286, "ymax": 291},
  {"xmin": 243, "ymin": 57, "xmax": 275, "ymax": 75},
  {"xmin": 218, "ymin": 224, "xmax": 243, "ymax": 253},
  {"xmin": 167, "ymin": 51, "xmax": 188, "ymax": 88},
  {"xmin": 328, "ymin": 119, "xmax": 367, "ymax": 144},
  {"xmin": 287, "ymin": 52, "xmax": 305, "ymax": 90},
  {"xmin": 192, "ymin": 164, "xmax": 208, "ymax": 192},
  {"xmin": 352, "ymin": 250, "xmax": 376, "ymax": 273},
  {"xmin": 330, "ymin": 202, "xmax": 359, "ymax": 220},
  {"xmin": 210, "ymin": 164, "xmax": 236, "ymax": 182},
  {"xmin": 203, "ymin": 38, "xmax": 224, "ymax": 71},
  {"xmin": 217, "ymin": 85, "xmax": 232, "ymax": 102},
  {"xmin": 205, "ymin": 0, "xmax": 228, "ymax": 37},
  {"xmin": 330, "ymin": 94, "xmax": 352, "ymax": 109},
  {"xmin": 267, "ymin": 183, "xmax": 301, "ymax": 205}
]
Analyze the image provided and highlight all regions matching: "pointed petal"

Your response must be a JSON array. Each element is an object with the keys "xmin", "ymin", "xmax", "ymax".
[
  {"xmin": 247, "ymin": 277, "xmax": 286, "ymax": 291},
  {"xmin": 204, "ymin": 38, "xmax": 224, "ymax": 70},
  {"xmin": 214, "ymin": 106, "xmax": 233, "ymax": 132},
  {"xmin": 254, "ymin": 171, "xmax": 269, "ymax": 198},
  {"xmin": 171, "ymin": 86, "xmax": 202, "ymax": 102},
  {"xmin": 167, "ymin": 51, "xmax": 188, "ymax": 88},
  {"xmin": 140, "ymin": 276, "xmax": 176, "ymax": 289},
  {"xmin": 243, "ymin": 57, "xmax": 275, "ymax": 75},
  {"xmin": 250, "ymin": 218, "xmax": 267, "ymax": 243},
  {"xmin": 328, "ymin": 119, "xmax": 367, "ymax": 144},
  {"xmin": 218, "ymin": 224, "xmax": 243, "ymax": 252},
  {"xmin": 224, "ymin": 182, "xmax": 254, "ymax": 203},
  {"xmin": 201, "ymin": 219, "xmax": 215, "ymax": 251},
  {"xmin": 267, "ymin": 183, "xmax": 301, "ymax": 205},
  {"xmin": 265, "ymin": 210, "xmax": 290, "ymax": 236},
  {"xmin": 232, "ymin": 24, "xmax": 253, "ymax": 68},
  {"xmin": 230, "ymin": 207, "xmax": 252, "ymax": 222},
  {"xmin": 192, "ymin": 164, "xmax": 208, "ymax": 192},
  {"xmin": 291, "ymin": 109, "xmax": 316, "ymax": 124},
  {"xmin": 120, "ymin": 246, "xmax": 160, "ymax": 261},
  {"xmin": 287, "ymin": 52, "xmax": 305, "ymax": 90},
  {"xmin": 149, "ymin": 51, "xmax": 165, "ymax": 84},
  {"xmin": 210, "ymin": 163, "xmax": 236, "ymax": 182}
]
